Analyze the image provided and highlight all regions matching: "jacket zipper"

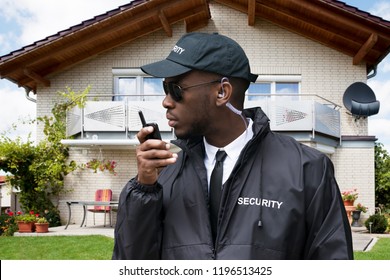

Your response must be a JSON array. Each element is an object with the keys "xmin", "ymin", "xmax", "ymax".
[{"xmin": 214, "ymin": 131, "xmax": 265, "ymax": 255}]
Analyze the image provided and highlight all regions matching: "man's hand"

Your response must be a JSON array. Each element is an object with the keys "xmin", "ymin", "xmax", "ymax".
[{"xmin": 136, "ymin": 126, "xmax": 177, "ymax": 185}]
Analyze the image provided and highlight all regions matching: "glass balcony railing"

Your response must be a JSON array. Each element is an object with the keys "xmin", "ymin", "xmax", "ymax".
[
  {"xmin": 65, "ymin": 94, "xmax": 340, "ymax": 142},
  {"xmin": 244, "ymin": 94, "xmax": 341, "ymax": 139}
]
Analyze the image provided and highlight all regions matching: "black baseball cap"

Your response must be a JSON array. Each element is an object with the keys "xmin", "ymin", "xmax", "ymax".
[{"xmin": 141, "ymin": 32, "xmax": 258, "ymax": 82}]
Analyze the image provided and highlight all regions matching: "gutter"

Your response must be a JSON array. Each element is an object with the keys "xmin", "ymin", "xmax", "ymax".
[
  {"xmin": 25, "ymin": 88, "xmax": 37, "ymax": 103},
  {"xmin": 367, "ymin": 65, "xmax": 377, "ymax": 79}
]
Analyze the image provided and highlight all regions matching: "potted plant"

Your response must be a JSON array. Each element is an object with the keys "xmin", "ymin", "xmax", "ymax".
[
  {"xmin": 351, "ymin": 203, "xmax": 368, "ymax": 227},
  {"xmin": 35, "ymin": 216, "xmax": 49, "ymax": 233},
  {"xmin": 355, "ymin": 203, "xmax": 368, "ymax": 213},
  {"xmin": 15, "ymin": 211, "xmax": 38, "ymax": 233},
  {"xmin": 341, "ymin": 188, "xmax": 358, "ymax": 206},
  {"xmin": 84, "ymin": 158, "xmax": 117, "ymax": 175}
]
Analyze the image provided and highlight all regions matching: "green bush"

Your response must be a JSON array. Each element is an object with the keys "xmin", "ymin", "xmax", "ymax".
[
  {"xmin": 44, "ymin": 209, "xmax": 61, "ymax": 227},
  {"xmin": 365, "ymin": 214, "xmax": 388, "ymax": 233}
]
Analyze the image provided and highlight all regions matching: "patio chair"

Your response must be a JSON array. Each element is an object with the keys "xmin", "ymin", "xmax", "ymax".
[{"xmin": 87, "ymin": 189, "xmax": 113, "ymax": 227}]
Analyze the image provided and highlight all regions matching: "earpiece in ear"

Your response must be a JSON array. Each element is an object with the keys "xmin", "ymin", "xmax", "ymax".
[
  {"xmin": 221, "ymin": 77, "xmax": 229, "ymax": 83},
  {"xmin": 218, "ymin": 77, "xmax": 229, "ymax": 98}
]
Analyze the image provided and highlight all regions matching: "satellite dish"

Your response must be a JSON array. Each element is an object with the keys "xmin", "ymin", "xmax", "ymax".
[{"xmin": 343, "ymin": 82, "xmax": 380, "ymax": 117}]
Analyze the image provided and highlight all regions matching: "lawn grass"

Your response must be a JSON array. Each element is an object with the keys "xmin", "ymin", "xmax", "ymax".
[
  {"xmin": 0, "ymin": 235, "xmax": 389, "ymax": 260},
  {"xmin": 0, "ymin": 235, "xmax": 114, "ymax": 260},
  {"xmin": 354, "ymin": 238, "xmax": 390, "ymax": 260}
]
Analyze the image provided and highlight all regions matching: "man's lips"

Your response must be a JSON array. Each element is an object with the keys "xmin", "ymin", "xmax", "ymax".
[{"xmin": 166, "ymin": 114, "xmax": 177, "ymax": 127}]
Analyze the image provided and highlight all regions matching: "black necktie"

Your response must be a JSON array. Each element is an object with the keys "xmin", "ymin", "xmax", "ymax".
[{"xmin": 209, "ymin": 150, "xmax": 227, "ymax": 241}]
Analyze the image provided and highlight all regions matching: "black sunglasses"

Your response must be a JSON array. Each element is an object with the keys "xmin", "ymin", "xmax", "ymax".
[{"xmin": 163, "ymin": 79, "xmax": 220, "ymax": 102}]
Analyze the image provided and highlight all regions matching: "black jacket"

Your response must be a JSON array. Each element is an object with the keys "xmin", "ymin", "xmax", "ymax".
[{"xmin": 112, "ymin": 107, "xmax": 353, "ymax": 260}]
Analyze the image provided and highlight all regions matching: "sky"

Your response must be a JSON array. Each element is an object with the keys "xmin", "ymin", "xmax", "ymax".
[{"xmin": 0, "ymin": 0, "xmax": 390, "ymax": 151}]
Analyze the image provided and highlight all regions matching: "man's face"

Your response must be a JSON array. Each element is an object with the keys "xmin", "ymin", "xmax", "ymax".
[{"xmin": 162, "ymin": 71, "xmax": 220, "ymax": 140}]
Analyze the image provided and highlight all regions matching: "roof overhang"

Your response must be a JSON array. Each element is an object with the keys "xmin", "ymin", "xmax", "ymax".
[{"xmin": 216, "ymin": 0, "xmax": 390, "ymax": 72}]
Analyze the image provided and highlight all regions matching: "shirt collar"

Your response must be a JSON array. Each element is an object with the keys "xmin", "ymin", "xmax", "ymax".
[{"xmin": 203, "ymin": 118, "xmax": 254, "ymax": 162}]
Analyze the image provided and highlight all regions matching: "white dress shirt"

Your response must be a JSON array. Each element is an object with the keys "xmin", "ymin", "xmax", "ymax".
[{"xmin": 204, "ymin": 119, "xmax": 254, "ymax": 190}]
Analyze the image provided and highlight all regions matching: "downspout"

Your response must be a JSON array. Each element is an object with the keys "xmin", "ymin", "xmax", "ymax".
[
  {"xmin": 367, "ymin": 65, "xmax": 377, "ymax": 79},
  {"xmin": 24, "ymin": 88, "xmax": 37, "ymax": 103}
]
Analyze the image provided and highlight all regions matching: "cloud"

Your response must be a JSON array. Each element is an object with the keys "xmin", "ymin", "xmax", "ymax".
[
  {"xmin": 0, "ymin": 84, "xmax": 36, "ymax": 141},
  {"xmin": 366, "ymin": 1, "xmax": 390, "ymax": 151},
  {"xmin": 381, "ymin": 59, "xmax": 390, "ymax": 73},
  {"xmin": 368, "ymin": 78, "xmax": 390, "ymax": 151},
  {"xmin": 369, "ymin": 118, "xmax": 390, "ymax": 150},
  {"xmin": 368, "ymin": 79, "xmax": 390, "ymax": 116},
  {"xmin": 371, "ymin": 1, "xmax": 390, "ymax": 20}
]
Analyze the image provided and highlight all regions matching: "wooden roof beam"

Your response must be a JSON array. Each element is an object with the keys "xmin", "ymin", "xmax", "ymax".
[
  {"xmin": 185, "ymin": 1, "xmax": 211, "ymax": 32},
  {"xmin": 26, "ymin": 6, "xmax": 207, "ymax": 80},
  {"xmin": 23, "ymin": 68, "xmax": 50, "ymax": 87},
  {"xmin": 0, "ymin": 10, "xmax": 156, "ymax": 76},
  {"xmin": 353, "ymin": 33, "xmax": 378, "ymax": 65},
  {"xmin": 43, "ymin": 26, "xmax": 170, "ymax": 75},
  {"xmin": 270, "ymin": 0, "xmax": 382, "ymax": 38},
  {"xmin": 159, "ymin": 10, "xmax": 173, "ymax": 37},
  {"xmin": 185, "ymin": 16, "xmax": 209, "ymax": 32},
  {"xmin": 248, "ymin": 0, "xmax": 256, "ymax": 26},
  {"xmin": 253, "ymin": 2, "xmax": 381, "ymax": 63}
]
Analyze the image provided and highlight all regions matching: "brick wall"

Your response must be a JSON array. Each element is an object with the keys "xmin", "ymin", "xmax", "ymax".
[{"xmin": 332, "ymin": 146, "xmax": 376, "ymax": 220}]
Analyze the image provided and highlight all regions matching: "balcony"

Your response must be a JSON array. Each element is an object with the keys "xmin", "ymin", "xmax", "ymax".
[{"xmin": 62, "ymin": 94, "xmax": 341, "ymax": 153}]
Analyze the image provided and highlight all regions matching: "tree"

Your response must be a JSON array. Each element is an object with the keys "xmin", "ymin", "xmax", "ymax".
[
  {"xmin": 0, "ymin": 134, "xmax": 39, "ymax": 210},
  {"xmin": 0, "ymin": 86, "xmax": 89, "ymax": 218},
  {"xmin": 374, "ymin": 142, "xmax": 390, "ymax": 208}
]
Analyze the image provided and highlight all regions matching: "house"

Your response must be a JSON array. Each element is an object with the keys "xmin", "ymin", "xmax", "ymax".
[{"xmin": 1, "ymin": 0, "xmax": 390, "ymax": 226}]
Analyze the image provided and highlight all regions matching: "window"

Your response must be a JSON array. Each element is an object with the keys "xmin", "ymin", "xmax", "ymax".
[
  {"xmin": 276, "ymin": 82, "xmax": 299, "ymax": 97},
  {"xmin": 247, "ymin": 75, "xmax": 301, "ymax": 101},
  {"xmin": 247, "ymin": 83, "xmax": 271, "ymax": 101},
  {"xmin": 115, "ymin": 77, "xmax": 136, "ymax": 101},
  {"xmin": 113, "ymin": 69, "xmax": 164, "ymax": 101}
]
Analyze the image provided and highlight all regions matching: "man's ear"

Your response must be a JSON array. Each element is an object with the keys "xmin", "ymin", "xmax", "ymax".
[{"xmin": 216, "ymin": 80, "xmax": 232, "ymax": 106}]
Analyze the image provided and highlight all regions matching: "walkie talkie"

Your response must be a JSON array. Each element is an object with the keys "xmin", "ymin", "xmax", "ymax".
[{"xmin": 138, "ymin": 110, "xmax": 162, "ymax": 140}]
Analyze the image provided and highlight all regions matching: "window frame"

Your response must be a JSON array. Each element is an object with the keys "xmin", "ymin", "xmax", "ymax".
[
  {"xmin": 247, "ymin": 75, "xmax": 302, "ymax": 101},
  {"xmin": 112, "ymin": 68, "xmax": 164, "ymax": 101}
]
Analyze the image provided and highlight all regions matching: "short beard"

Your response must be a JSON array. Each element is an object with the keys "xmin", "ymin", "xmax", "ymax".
[{"xmin": 174, "ymin": 96, "xmax": 212, "ymax": 140}]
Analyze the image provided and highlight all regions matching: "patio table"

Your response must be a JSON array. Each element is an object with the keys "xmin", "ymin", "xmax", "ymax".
[{"xmin": 60, "ymin": 200, "xmax": 119, "ymax": 229}]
